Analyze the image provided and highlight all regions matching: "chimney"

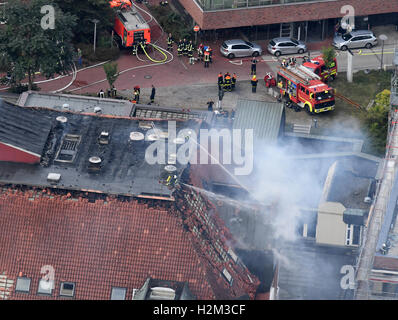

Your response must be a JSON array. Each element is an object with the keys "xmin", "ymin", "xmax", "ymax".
[
  {"xmin": 62, "ymin": 103, "xmax": 69, "ymax": 110},
  {"xmin": 94, "ymin": 106, "xmax": 102, "ymax": 114},
  {"xmin": 99, "ymin": 131, "xmax": 110, "ymax": 145},
  {"xmin": 129, "ymin": 132, "xmax": 145, "ymax": 141},
  {"xmin": 47, "ymin": 173, "xmax": 61, "ymax": 184},
  {"xmin": 56, "ymin": 116, "xmax": 68, "ymax": 129}
]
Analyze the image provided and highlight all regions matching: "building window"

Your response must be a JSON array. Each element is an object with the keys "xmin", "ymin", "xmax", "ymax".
[
  {"xmin": 15, "ymin": 277, "xmax": 31, "ymax": 293},
  {"xmin": 60, "ymin": 282, "xmax": 75, "ymax": 297},
  {"xmin": 111, "ymin": 287, "xmax": 127, "ymax": 300},
  {"xmin": 346, "ymin": 224, "xmax": 361, "ymax": 246},
  {"xmin": 37, "ymin": 278, "xmax": 54, "ymax": 295}
]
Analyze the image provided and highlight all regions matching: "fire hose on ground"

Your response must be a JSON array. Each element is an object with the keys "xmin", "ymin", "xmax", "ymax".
[{"xmin": 139, "ymin": 43, "xmax": 168, "ymax": 63}]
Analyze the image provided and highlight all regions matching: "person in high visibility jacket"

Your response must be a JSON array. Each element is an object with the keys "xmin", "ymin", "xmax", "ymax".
[
  {"xmin": 167, "ymin": 33, "xmax": 174, "ymax": 51},
  {"xmin": 187, "ymin": 40, "xmax": 193, "ymax": 58},
  {"xmin": 224, "ymin": 74, "xmax": 232, "ymax": 92},
  {"xmin": 231, "ymin": 73, "xmax": 237, "ymax": 90},
  {"xmin": 183, "ymin": 38, "xmax": 188, "ymax": 56},
  {"xmin": 218, "ymin": 72, "xmax": 223, "ymax": 90},
  {"xmin": 251, "ymin": 75, "xmax": 258, "ymax": 93},
  {"xmin": 177, "ymin": 40, "xmax": 183, "ymax": 56},
  {"xmin": 132, "ymin": 43, "xmax": 138, "ymax": 56},
  {"xmin": 208, "ymin": 46, "xmax": 213, "ymax": 63},
  {"xmin": 204, "ymin": 50, "xmax": 210, "ymax": 68},
  {"xmin": 197, "ymin": 43, "xmax": 204, "ymax": 61}
]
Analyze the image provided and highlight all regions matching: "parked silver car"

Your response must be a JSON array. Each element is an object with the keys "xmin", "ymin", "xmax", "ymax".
[
  {"xmin": 220, "ymin": 39, "xmax": 262, "ymax": 59},
  {"xmin": 333, "ymin": 30, "xmax": 378, "ymax": 51},
  {"xmin": 267, "ymin": 37, "xmax": 307, "ymax": 57}
]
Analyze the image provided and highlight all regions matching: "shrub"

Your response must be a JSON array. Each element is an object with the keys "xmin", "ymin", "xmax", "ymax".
[{"xmin": 8, "ymin": 83, "xmax": 40, "ymax": 94}]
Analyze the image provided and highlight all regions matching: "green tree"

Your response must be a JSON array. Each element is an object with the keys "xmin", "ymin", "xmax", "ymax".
[
  {"xmin": 321, "ymin": 46, "xmax": 337, "ymax": 69},
  {"xmin": 363, "ymin": 89, "xmax": 391, "ymax": 155},
  {"xmin": 0, "ymin": 0, "xmax": 76, "ymax": 90},
  {"xmin": 53, "ymin": 0, "xmax": 115, "ymax": 44},
  {"xmin": 103, "ymin": 62, "xmax": 119, "ymax": 89}
]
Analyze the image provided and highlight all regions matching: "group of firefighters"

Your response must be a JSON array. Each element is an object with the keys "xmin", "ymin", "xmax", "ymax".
[
  {"xmin": 165, "ymin": 33, "xmax": 214, "ymax": 67},
  {"xmin": 218, "ymin": 72, "xmax": 237, "ymax": 92}
]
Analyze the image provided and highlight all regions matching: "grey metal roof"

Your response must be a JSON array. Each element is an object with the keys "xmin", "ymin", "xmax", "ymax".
[
  {"xmin": 233, "ymin": 99, "xmax": 284, "ymax": 143},
  {"xmin": 0, "ymin": 99, "xmax": 52, "ymax": 156},
  {"xmin": 17, "ymin": 91, "xmax": 134, "ymax": 117}
]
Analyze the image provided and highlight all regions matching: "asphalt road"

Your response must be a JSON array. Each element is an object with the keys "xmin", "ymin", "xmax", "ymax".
[{"xmin": 266, "ymin": 43, "xmax": 397, "ymax": 75}]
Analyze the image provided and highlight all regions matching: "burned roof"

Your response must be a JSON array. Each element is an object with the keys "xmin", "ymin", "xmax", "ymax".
[
  {"xmin": 0, "ymin": 103, "xmax": 201, "ymax": 199},
  {"xmin": 0, "ymin": 99, "xmax": 52, "ymax": 157},
  {"xmin": 322, "ymin": 159, "xmax": 378, "ymax": 211}
]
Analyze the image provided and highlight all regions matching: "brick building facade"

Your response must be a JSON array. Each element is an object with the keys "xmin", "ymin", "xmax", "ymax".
[{"xmin": 177, "ymin": 0, "xmax": 398, "ymax": 40}]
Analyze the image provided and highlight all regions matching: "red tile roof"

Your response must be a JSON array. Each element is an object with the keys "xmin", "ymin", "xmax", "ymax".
[{"xmin": 0, "ymin": 187, "xmax": 259, "ymax": 300}]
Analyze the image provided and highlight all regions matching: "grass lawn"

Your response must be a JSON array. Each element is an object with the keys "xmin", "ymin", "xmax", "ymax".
[
  {"xmin": 331, "ymin": 69, "xmax": 393, "ymax": 155},
  {"xmin": 332, "ymin": 69, "xmax": 393, "ymax": 110}
]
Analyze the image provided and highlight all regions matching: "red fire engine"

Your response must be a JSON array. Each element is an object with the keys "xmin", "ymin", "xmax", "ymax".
[
  {"xmin": 302, "ymin": 55, "xmax": 338, "ymax": 82},
  {"xmin": 277, "ymin": 64, "xmax": 335, "ymax": 114},
  {"xmin": 110, "ymin": 0, "xmax": 151, "ymax": 48}
]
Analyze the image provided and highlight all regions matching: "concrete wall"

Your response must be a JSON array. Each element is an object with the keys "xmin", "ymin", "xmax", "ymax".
[
  {"xmin": 316, "ymin": 201, "xmax": 347, "ymax": 246},
  {"xmin": 178, "ymin": 0, "xmax": 398, "ymax": 30}
]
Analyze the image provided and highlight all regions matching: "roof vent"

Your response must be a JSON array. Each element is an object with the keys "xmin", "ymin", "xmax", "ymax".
[
  {"xmin": 164, "ymin": 165, "xmax": 177, "ymax": 172},
  {"xmin": 47, "ymin": 173, "xmax": 61, "ymax": 184},
  {"xmin": 62, "ymin": 103, "xmax": 69, "ymax": 110},
  {"xmin": 149, "ymin": 287, "xmax": 176, "ymax": 300},
  {"xmin": 364, "ymin": 197, "xmax": 372, "ymax": 204},
  {"xmin": 94, "ymin": 106, "xmax": 102, "ymax": 114},
  {"xmin": 99, "ymin": 131, "xmax": 110, "ymax": 145},
  {"xmin": 129, "ymin": 132, "xmax": 145, "ymax": 141},
  {"xmin": 88, "ymin": 156, "xmax": 102, "ymax": 172},
  {"xmin": 56, "ymin": 116, "xmax": 68, "ymax": 123},
  {"xmin": 146, "ymin": 133, "xmax": 160, "ymax": 141}
]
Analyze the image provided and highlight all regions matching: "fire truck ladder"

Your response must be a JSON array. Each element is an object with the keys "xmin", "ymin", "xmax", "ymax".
[{"xmin": 279, "ymin": 65, "xmax": 318, "ymax": 85}]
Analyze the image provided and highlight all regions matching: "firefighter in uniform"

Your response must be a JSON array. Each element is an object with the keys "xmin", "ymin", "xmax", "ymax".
[
  {"xmin": 224, "ymin": 73, "xmax": 232, "ymax": 92},
  {"xmin": 218, "ymin": 72, "xmax": 224, "ymax": 90},
  {"xmin": 197, "ymin": 43, "xmax": 204, "ymax": 62},
  {"xmin": 231, "ymin": 73, "xmax": 237, "ymax": 91},
  {"xmin": 183, "ymin": 38, "xmax": 188, "ymax": 56},
  {"xmin": 208, "ymin": 46, "xmax": 213, "ymax": 63},
  {"xmin": 251, "ymin": 75, "xmax": 258, "ymax": 93},
  {"xmin": 98, "ymin": 89, "xmax": 105, "ymax": 98},
  {"xmin": 132, "ymin": 43, "xmax": 138, "ymax": 56},
  {"xmin": 167, "ymin": 33, "xmax": 174, "ymax": 51},
  {"xmin": 133, "ymin": 85, "xmax": 140, "ymax": 103},
  {"xmin": 177, "ymin": 40, "xmax": 183, "ymax": 56},
  {"xmin": 187, "ymin": 40, "xmax": 193, "ymax": 58},
  {"xmin": 204, "ymin": 49, "xmax": 210, "ymax": 68}
]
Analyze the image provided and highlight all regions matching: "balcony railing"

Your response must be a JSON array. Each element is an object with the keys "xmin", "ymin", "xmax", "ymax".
[{"xmin": 196, "ymin": 0, "xmax": 334, "ymax": 11}]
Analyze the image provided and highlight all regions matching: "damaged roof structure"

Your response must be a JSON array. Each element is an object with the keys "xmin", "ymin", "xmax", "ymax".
[{"xmin": 0, "ymin": 98, "xmax": 271, "ymax": 300}]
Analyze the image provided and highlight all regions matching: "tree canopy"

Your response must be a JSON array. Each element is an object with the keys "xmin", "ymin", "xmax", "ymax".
[
  {"xmin": 53, "ymin": 0, "xmax": 115, "ymax": 43},
  {"xmin": 0, "ymin": 0, "xmax": 77, "ymax": 90},
  {"xmin": 103, "ymin": 62, "xmax": 119, "ymax": 89},
  {"xmin": 363, "ymin": 89, "xmax": 391, "ymax": 155}
]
